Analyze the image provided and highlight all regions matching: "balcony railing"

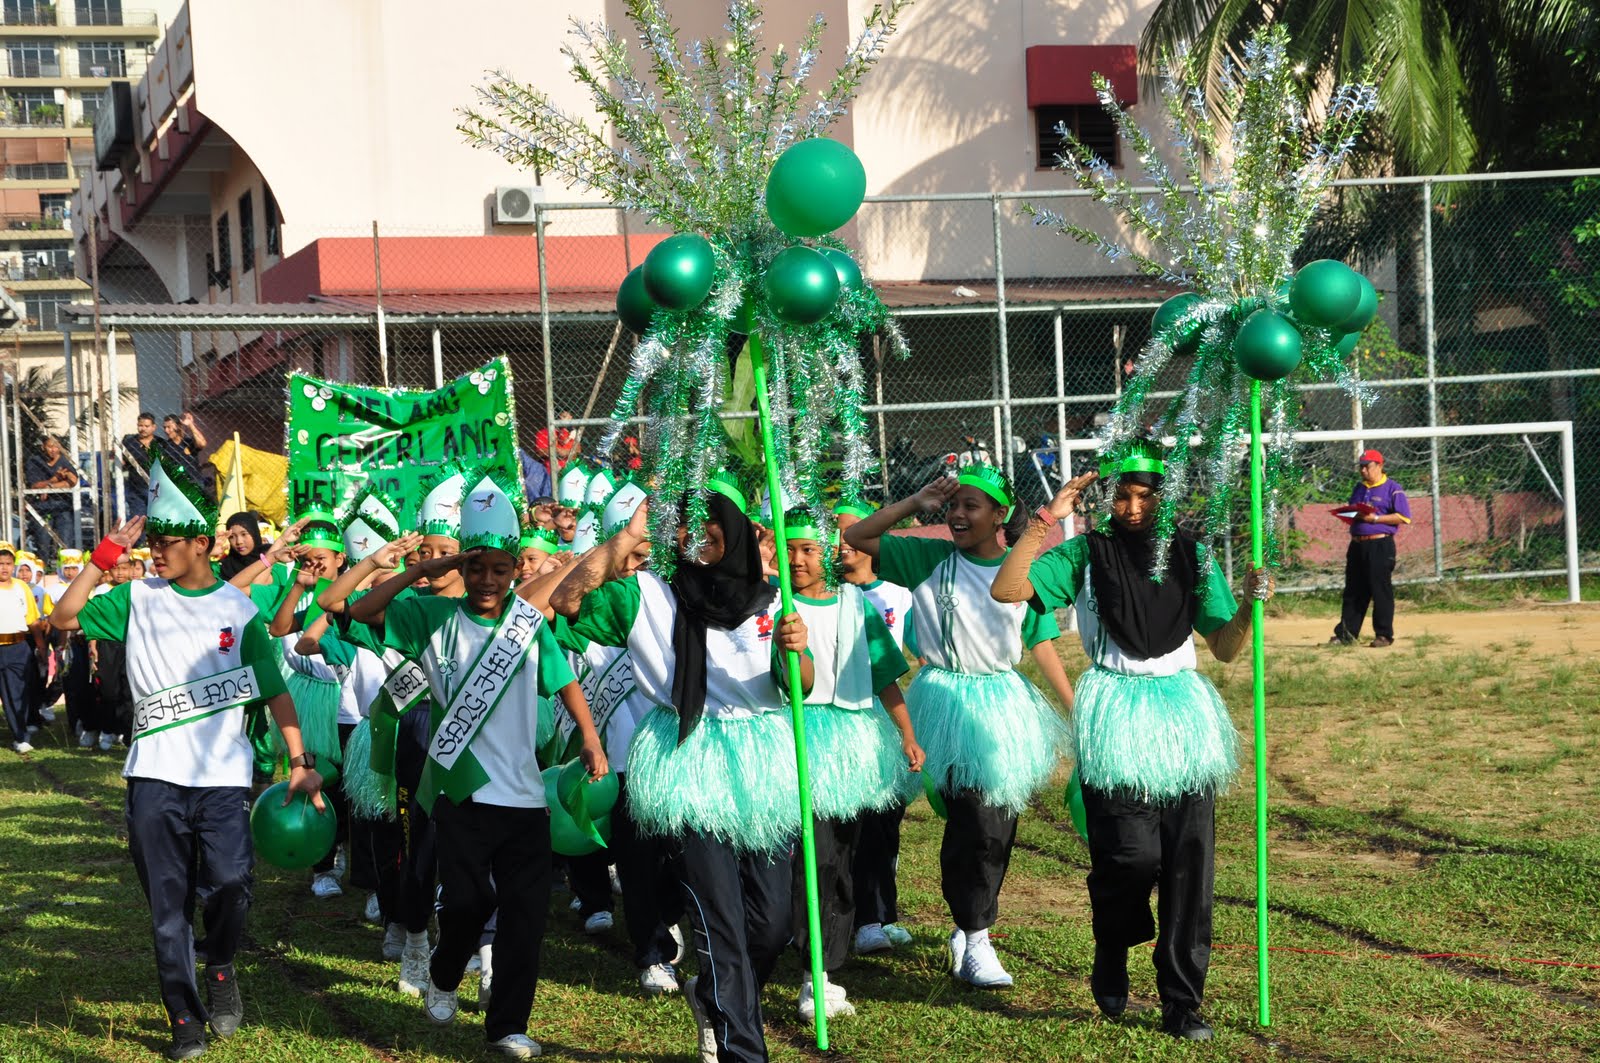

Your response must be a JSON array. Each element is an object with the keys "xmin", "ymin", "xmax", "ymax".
[
  {"xmin": 1, "ymin": 6, "xmax": 58, "ymax": 27},
  {"xmin": 77, "ymin": 58, "xmax": 126, "ymax": 77},
  {"xmin": 6, "ymin": 262, "xmax": 73, "ymax": 281},
  {"xmin": 7, "ymin": 59, "xmax": 62, "ymax": 78},
  {"xmin": 0, "ymin": 105, "xmax": 66, "ymax": 126},
  {"xmin": 0, "ymin": 213, "xmax": 68, "ymax": 233},
  {"xmin": 74, "ymin": 8, "xmax": 156, "ymax": 27}
]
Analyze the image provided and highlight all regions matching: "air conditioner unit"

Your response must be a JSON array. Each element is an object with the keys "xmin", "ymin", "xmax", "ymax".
[{"xmin": 494, "ymin": 185, "xmax": 544, "ymax": 224}]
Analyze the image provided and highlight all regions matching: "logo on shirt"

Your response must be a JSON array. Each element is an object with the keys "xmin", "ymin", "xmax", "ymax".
[
  {"xmin": 882, "ymin": 607, "xmax": 897, "ymax": 629},
  {"xmin": 756, "ymin": 612, "xmax": 773, "ymax": 642},
  {"xmin": 218, "ymin": 626, "xmax": 235, "ymax": 655}
]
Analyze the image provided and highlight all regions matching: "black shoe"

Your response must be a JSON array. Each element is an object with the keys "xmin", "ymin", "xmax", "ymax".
[
  {"xmin": 166, "ymin": 1012, "xmax": 207, "ymax": 1060},
  {"xmin": 1090, "ymin": 942, "xmax": 1128, "ymax": 1018},
  {"xmin": 204, "ymin": 964, "xmax": 243, "ymax": 1038},
  {"xmin": 1162, "ymin": 1004, "xmax": 1213, "ymax": 1041}
]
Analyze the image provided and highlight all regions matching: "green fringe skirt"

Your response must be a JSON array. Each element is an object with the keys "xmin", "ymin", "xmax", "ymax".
[
  {"xmin": 1072, "ymin": 666, "xmax": 1239, "ymax": 801},
  {"xmin": 624, "ymin": 707, "xmax": 798, "ymax": 856},
  {"xmin": 340, "ymin": 718, "xmax": 395, "ymax": 819},
  {"xmin": 907, "ymin": 666, "xmax": 1068, "ymax": 815},
  {"xmin": 804, "ymin": 702, "xmax": 913, "ymax": 820}
]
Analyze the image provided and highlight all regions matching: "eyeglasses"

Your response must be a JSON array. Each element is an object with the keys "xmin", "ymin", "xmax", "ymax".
[{"xmin": 147, "ymin": 536, "xmax": 193, "ymax": 552}]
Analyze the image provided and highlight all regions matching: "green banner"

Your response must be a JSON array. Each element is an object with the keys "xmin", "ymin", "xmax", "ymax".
[{"xmin": 287, "ymin": 358, "xmax": 518, "ymax": 520}]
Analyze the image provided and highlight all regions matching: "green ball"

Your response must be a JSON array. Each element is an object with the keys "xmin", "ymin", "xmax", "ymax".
[
  {"xmin": 1289, "ymin": 259, "xmax": 1363, "ymax": 329},
  {"xmin": 556, "ymin": 757, "xmax": 619, "ymax": 819},
  {"xmin": 616, "ymin": 266, "xmax": 656, "ymax": 334},
  {"xmin": 642, "ymin": 234, "xmax": 717, "ymax": 311},
  {"xmin": 250, "ymin": 782, "xmax": 335, "ymax": 870},
  {"xmin": 1064, "ymin": 771, "xmax": 1088, "ymax": 842},
  {"xmin": 1339, "ymin": 274, "xmax": 1378, "ymax": 333},
  {"xmin": 765, "ymin": 138, "xmax": 867, "ymax": 237},
  {"xmin": 923, "ymin": 772, "xmax": 947, "ymax": 821},
  {"xmin": 1151, "ymin": 292, "xmax": 1203, "ymax": 354},
  {"xmin": 1333, "ymin": 329, "xmax": 1362, "ymax": 357},
  {"xmin": 1233, "ymin": 309, "xmax": 1304, "ymax": 381},
  {"xmin": 817, "ymin": 247, "xmax": 863, "ymax": 292},
  {"xmin": 763, "ymin": 246, "xmax": 841, "ymax": 325}
]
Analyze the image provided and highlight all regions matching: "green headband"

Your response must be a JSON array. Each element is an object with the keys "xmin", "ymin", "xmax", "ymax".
[
  {"xmin": 295, "ymin": 508, "xmax": 344, "ymax": 552},
  {"xmin": 705, "ymin": 469, "xmax": 747, "ymax": 515},
  {"xmin": 1098, "ymin": 446, "xmax": 1167, "ymax": 480},
  {"xmin": 833, "ymin": 499, "xmax": 876, "ymax": 520},
  {"xmin": 521, "ymin": 527, "xmax": 561, "ymax": 555},
  {"xmin": 781, "ymin": 508, "xmax": 825, "ymax": 543},
  {"xmin": 956, "ymin": 465, "xmax": 1015, "ymax": 520}
]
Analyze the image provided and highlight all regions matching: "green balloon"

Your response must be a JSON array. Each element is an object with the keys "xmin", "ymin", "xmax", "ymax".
[
  {"xmin": 1064, "ymin": 771, "xmax": 1088, "ymax": 842},
  {"xmin": 765, "ymin": 138, "xmax": 867, "ymax": 237},
  {"xmin": 556, "ymin": 757, "xmax": 619, "ymax": 819},
  {"xmin": 1233, "ymin": 309, "xmax": 1304, "ymax": 381},
  {"xmin": 250, "ymin": 782, "xmax": 335, "ymax": 870},
  {"xmin": 923, "ymin": 772, "xmax": 947, "ymax": 821},
  {"xmin": 616, "ymin": 266, "xmax": 657, "ymax": 334},
  {"xmin": 1289, "ymin": 259, "xmax": 1363, "ymax": 330},
  {"xmin": 1333, "ymin": 329, "xmax": 1362, "ymax": 357},
  {"xmin": 763, "ymin": 246, "xmax": 841, "ymax": 325},
  {"xmin": 817, "ymin": 247, "xmax": 863, "ymax": 292},
  {"xmin": 1151, "ymin": 292, "xmax": 1203, "ymax": 354},
  {"xmin": 642, "ymin": 234, "xmax": 717, "ymax": 311},
  {"xmin": 1339, "ymin": 274, "xmax": 1378, "ymax": 333}
]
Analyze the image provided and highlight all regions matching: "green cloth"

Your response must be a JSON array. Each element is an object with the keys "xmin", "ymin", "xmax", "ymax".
[
  {"xmin": 571, "ymin": 576, "xmax": 642, "ymax": 649},
  {"xmin": 551, "ymin": 613, "xmax": 590, "ymax": 655},
  {"xmin": 878, "ymin": 536, "xmax": 1059, "ymax": 648},
  {"xmin": 77, "ymin": 579, "xmax": 287, "ymax": 702},
  {"xmin": 1027, "ymin": 534, "xmax": 1237, "ymax": 636},
  {"xmin": 245, "ymin": 562, "xmax": 298, "ymax": 621}
]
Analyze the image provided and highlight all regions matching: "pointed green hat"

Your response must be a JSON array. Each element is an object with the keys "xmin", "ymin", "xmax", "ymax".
[
  {"xmin": 459, "ymin": 469, "xmax": 524, "ymax": 556},
  {"xmin": 417, "ymin": 466, "xmax": 468, "ymax": 539},
  {"xmin": 557, "ymin": 462, "xmax": 593, "ymax": 508},
  {"xmin": 602, "ymin": 480, "xmax": 648, "ymax": 538},
  {"xmin": 339, "ymin": 484, "xmax": 401, "ymax": 563},
  {"xmin": 146, "ymin": 448, "xmax": 217, "ymax": 539}
]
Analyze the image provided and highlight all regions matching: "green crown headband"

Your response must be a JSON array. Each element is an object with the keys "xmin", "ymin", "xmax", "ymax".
[
  {"xmin": 602, "ymin": 480, "xmax": 648, "ymax": 537},
  {"xmin": 1098, "ymin": 443, "xmax": 1167, "ymax": 481},
  {"xmin": 294, "ymin": 506, "xmax": 345, "ymax": 552},
  {"xmin": 557, "ymin": 461, "xmax": 594, "ymax": 507},
  {"xmin": 145, "ymin": 448, "xmax": 218, "ymax": 539},
  {"xmin": 458, "ymin": 468, "xmax": 526, "ymax": 555},
  {"xmin": 521, "ymin": 527, "xmax": 561, "ymax": 555},
  {"xmin": 956, "ymin": 464, "xmax": 1016, "ymax": 520},
  {"xmin": 705, "ymin": 469, "xmax": 747, "ymax": 515},
  {"xmin": 833, "ymin": 498, "xmax": 876, "ymax": 520},
  {"xmin": 338, "ymin": 484, "xmax": 401, "ymax": 562}
]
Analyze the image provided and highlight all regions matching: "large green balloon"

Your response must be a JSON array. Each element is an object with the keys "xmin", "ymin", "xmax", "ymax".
[
  {"xmin": 557, "ymin": 757, "xmax": 619, "ymax": 819},
  {"xmin": 1233, "ymin": 309, "xmax": 1304, "ymax": 381},
  {"xmin": 1151, "ymin": 292, "xmax": 1203, "ymax": 354},
  {"xmin": 616, "ymin": 266, "xmax": 657, "ymax": 334},
  {"xmin": 1333, "ymin": 329, "xmax": 1362, "ymax": 358},
  {"xmin": 642, "ymin": 234, "xmax": 717, "ymax": 311},
  {"xmin": 817, "ymin": 247, "xmax": 863, "ymax": 292},
  {"xmin": 764, "ymin": 246, "xmax": 841, "ymax": 325},
  {"xmin": 1339, "ymin": 274, "xmax": 1378, "ymax": 333},
  {"xmin": 250, "ymin": 782, "xmax": 335, "ymax": 870},
  {"xmin": 1289, "ymin": 259, "xmax": 1363, "ymax": 329},
  {"xmin": 923, "ymin": 772, "xmax": 947, "ymax": 821},
  {"xmin": 765, "ymin": 138, "xmax": 867, "ymax": 237},
  {"xmin": 1064, "ymin": 771, "xmax": 1088, "ymax": 842}
]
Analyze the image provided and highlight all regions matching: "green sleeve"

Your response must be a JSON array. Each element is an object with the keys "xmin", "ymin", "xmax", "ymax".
[
  {"xmin": 246, "ymin": 563, "xmax": 298, "ymax": 621},
  {"xmin": 241, "ymin": 616, "xmax": 288, "ymax": 699},
  {"xmin": 382, "ymin": 597, "xmax": 444, "ymax": 659},
  {"xmin": 1027, "ymin": 535, "xmax": 1089, "ymax": 611},
  {"xmin": 317, "ymin": 629, "xmax": 357, "ymax": 668},
  {"xmin": 904, "ymin": 607, "xmax": 920, "ymax": 659},
  {"xmin": 536, "ymin": 622, "xmax": 577, "ymax": 696},
  {"xmin": 1194, "ymin": 545, "xmax": 1238, "ymax": 636},
  {"xmin": 571, "ymin": 577, "xmax": 642, "ymax": 648},
  {"xmin": 551, "ymin": 613, "xmax": 591, "ymax": 655},
  {"xmin": 1021, "ymin": 601, "xmax": 1061, "ymax": 647},
  {"xmin": 336, "ymin": 615, "xmax": 385, "ymax": 654},
  {"xmin": 77, "ymin": 582, "xmax": 131, "ymax": 643},
  {"xmin": 864, "ymin": 606, "xmax": 909, "ymax": 691},
  {"xmin": 877, "ymin": 535, "xmax": 955, "ymax": 590}
]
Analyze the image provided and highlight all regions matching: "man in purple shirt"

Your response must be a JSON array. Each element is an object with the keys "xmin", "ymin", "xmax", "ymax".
[{"xmin": 1331, "ymin": 449, "xmax": 1411, "ymax": 647}]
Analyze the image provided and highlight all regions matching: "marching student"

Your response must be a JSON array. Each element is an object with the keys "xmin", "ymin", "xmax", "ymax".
[
  {"xmin": 991, "ymin": 452, "xmax": 1272, "ymax": 1041},
  {"xmin": 48, "ymin": 451, "xmax": 324, "ymax": 1060},
  {"xmin": 0, "ymin": 542, "xmax": 47, "ymax": 754},
  {"xmin": 843, "ymin": 467, "xmax": 1071, "ymax": 990},
  {"xmin": 87, "ymin": 554, "xmax": 138, "ymax": 749},
  {"xmin": 778, "ymin": 508, "xmax": 921, "ymax": 1022},
  {"xmin": 550, "ymin": 474, "xmax": 801, "ymax": 1063},
  {"xmin": 345, "ymin": 466, "xmax": 606, "ymax": 1061}
]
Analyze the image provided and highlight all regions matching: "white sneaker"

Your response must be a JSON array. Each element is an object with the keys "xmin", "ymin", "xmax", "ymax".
[
  {"xmin": 669, "ymin": 923, "xmax": 686, "ymax": 965},
  {"xmin": 12, "ymin": 741, "xmax": 32, "ymax": 755},
  {"xmin": 487, "ymin": 1033, "xmax": 541, "ymax": 1058},
  {"xmin": 798, "ymin": 974, "xmax": 855, "ymax": 1022},
  {"xmin": 311, "ymin": 873, "xmax": 343, "ymax": 898},
  {"xmin": 97, "ymin": 732, "xmax": 115, "ymax": 752},
  {"xmin": 477, "ymin": 944, "xmax": 494, "ymax": 1011},
  {"xmin": 423, "ymin": 976, "xmax": 457, "ymax": 1024},
  {"xmin": 398, "ymin": 939, "xmax": 431, "ymax": 996},
  {"xmin": 583, "ymin": 911, "xmax": 614, "ymax": 935},
  {"xmin": 39, "ymin": 707, "xmax": 55, "ymax": 723},
  {"xmin": 466, "ymin": 953, "xmax": 482, "ymax": 973},
  {"xmin": 639, "ymin": 963, "xmax": 679, "ymax": 996},
  {"xmin": 682, "ymin": 976, "xmax": 719, "ymax": 1063},
  {"xmin": 957, "ymin": 933, "xmax": 1013, "ymax": 989},
  {"xmin": 381, "ymin": 923, "xmax": 406, "ymax": 961},
  {"xmin": 78, "ymin": 729, "xmax": 97, "ymax": 749},
  {"xmin": 363, "ymin": 893, "xmax": 382, "ymax": 925},
  {"xmin": 883, "ymin": 923, "xmax": 913, "ymax": 947},
  {"xmin": 609, "ymin": 864, "xmax": 623, "ymax": 895},
  {"xmin": 948, "ymin": 927, "xmax": 966, "ymax": 974},
  {"xmin": 854, "ymin": 923, "xmax": 892, "ymax": 954}
]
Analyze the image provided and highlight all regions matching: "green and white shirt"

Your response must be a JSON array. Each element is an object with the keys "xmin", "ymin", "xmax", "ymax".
[
  {"xmin": 878, "ymin": 535, "xmax": 1059, "ymax": 675},
  {"xmin": 78, "ymin": 578, "xmax": 286, "ymax": 787},
  {"xmin": 791, "ymin": 586, "xmax": 907, "ymax": 708}
]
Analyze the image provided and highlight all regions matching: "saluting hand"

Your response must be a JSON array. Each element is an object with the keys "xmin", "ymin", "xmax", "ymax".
[
  {"xmin": 108, "ymin": 516, "xmax": 145, "ymax": 549},
  {"xmin": 1046, "ymin": 471, "xmax": 1099, "ymax": 520},
  {"xmin": 911, "ymin": 476, "xmax": 959, "ymax": 514}
]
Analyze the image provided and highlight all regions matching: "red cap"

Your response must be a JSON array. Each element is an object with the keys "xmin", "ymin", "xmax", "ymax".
[{"xmin": 1359, "ymin": 449, "xmax": 1383, "ymax": 464}]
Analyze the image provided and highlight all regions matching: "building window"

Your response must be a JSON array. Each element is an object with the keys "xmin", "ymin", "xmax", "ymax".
[
  {"xmin": 7, "ymin": 43, "xmax": 59, "ymax": 79},
  {"xmin": 9, "ymin": 162, "xmax": 69, "ymax": 180},
  {"xmin": 264, "ymin": 185, "xmax": 281, "ymax": 256},
  {"xmin": 77, "ymin": 41, "xmax": 125, "ymax": 78},
  {"xmin": 238, "ymin": 190, "xmax": 254, "ymax": 273},
  {"xmin": 75, "ymin": 90, "xmax": 100, "ymax": 127},
  {"xmin": 213, "ymin": 211, "xmax": 231, "ymax": 290},
  {"xmin": 1035, "ymin": 104, "xmax": 1119, "ymax": 169},
  {"xmin": 39, "ymin": 193, "xmax": 68, "ymax": 219},
  {"xmin": 3, "ymin": 1, "xmax": 54, "ymax": 26},
  {"xmin": 75, "ymin": 0, "xmax": 123, "ymax": 26},
  {"xmin": 7, "ymin": 89, "xmax": 61, "ymax": 126},
  {"xmin": 18, "ymin": 247, "xmax": 72, "ymax": 280},
  {"xmin": 28, "ymin": 292, "xmax": 71, "ymax": 329}
]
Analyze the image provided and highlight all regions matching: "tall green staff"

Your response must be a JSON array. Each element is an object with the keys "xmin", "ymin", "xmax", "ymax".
[
  {"xmin": 462, "ymin": 2, "xmax": 912, "ymax": 1050},
  {"xmin": 1025, "ymin": 27, "xmax": 1381, "ymax": 1025}
]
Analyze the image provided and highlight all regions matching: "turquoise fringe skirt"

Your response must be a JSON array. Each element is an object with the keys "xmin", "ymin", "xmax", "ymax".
[
  {"xmin": 1072, "ymin": 666, "xmax": 1239, "ymax": 801},
  {"xmin": 340, "ymin": 718, "xmax": 395, "ymax": 819},
  {"xmin": 624, "ymin": 707, "xmax": 799, "ymax": 856},
  {"xmin": 804, "ymin": 702, "xmax": 913, "ymax": 821},
  {"xmin": 907, "ymin": 666, "xmax": 1068, "ymax": 815}
]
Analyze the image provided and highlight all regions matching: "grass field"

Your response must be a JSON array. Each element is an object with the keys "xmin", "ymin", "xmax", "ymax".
[{"xmin": 3, "ymin": 589, "xmax": 1599, "ymax": 1062}]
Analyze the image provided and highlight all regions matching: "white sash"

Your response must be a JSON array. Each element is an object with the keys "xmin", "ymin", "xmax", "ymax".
[
  {"xmin": 559, "ymin": 648, "xmax": 634, "ymax": 745},
  {"xmin": 427, "ymin": 596, "xmax": 542, "ymax": 771},
  {"xmin": 132, "ymin": 665, "xmax": 261, "ymax": 741},
  {"xmin": 382, "ymin": 653, "xmax": 430, "ymax": 716}
]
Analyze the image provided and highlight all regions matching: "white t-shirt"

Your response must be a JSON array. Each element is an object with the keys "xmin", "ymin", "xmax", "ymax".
[{"xmin": 861, "ymin": 579, "xmax": 914, "ymax": 653}]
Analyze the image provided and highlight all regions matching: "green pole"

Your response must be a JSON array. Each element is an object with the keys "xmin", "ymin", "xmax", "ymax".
[
  {"xmin": 1249, "ymin": 379, "xmax": 1271, "ymax": 1026},
  {"xmin": 747, "ymin": 332, "xmax": 830, "ymax": 1050}
]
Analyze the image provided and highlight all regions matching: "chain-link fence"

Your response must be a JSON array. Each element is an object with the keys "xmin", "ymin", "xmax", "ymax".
[{"xmin": 7, "ymin": 169, "xmax": 1595, "ymax": 591}]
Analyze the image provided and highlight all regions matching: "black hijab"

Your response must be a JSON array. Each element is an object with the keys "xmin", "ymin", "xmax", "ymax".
[
  {"xmin": 218, "ymin": 511, "xmax": 264, "ymax": 580},
  {"xmin": 1085, "ymin": 475, "xmax": 1199, "ymax": 660},
  {"xmin": 669, "ymin": 493, "xmax": 777, "ymax": 743}
]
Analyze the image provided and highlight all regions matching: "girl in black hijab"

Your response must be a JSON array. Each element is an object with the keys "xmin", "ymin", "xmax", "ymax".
[{"xmin": 218, "ymin": 511, "xmax": 265, "ymax": 581}]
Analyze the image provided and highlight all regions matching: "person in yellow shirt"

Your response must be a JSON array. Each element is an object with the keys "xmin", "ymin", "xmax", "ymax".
[{"xmin": 0, "ymin": 544, "xmax": 49, "ymax": 753}]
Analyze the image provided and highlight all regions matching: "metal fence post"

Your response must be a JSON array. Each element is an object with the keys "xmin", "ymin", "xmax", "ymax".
[
  {"xmin": 1422, "ymin": 180, "xmax": 1444, "ymax": 580},
  {"xmin": 1560, "ymin": 422, "xmax": 1580, "ymax": 602},
  {"xmin": 108, "ymin": 327, "xmax": 123, "ymax": 524},
  {"xmin": 991, "ymin": 195, "xmax": 1014, "ymax": 478},
  {"xmin": 536, "ymin": 204, "xmax": 558, "ymax": 487},
  {"xmin": 431, "ymin": 325, "xmax": 444, "ymax": 389},
  {"xmin": 62, "ymin": 331, "xmax": 81, "ymax": 549},
  {"xmin": 1053, "ymin": 310, "xmax": 1067, "ymax": 478}
]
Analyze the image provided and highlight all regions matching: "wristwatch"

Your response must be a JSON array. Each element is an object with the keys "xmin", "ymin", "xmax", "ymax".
[{"xmin": 290, "ymin": 752, "xmax": 317, "ymax": 771}]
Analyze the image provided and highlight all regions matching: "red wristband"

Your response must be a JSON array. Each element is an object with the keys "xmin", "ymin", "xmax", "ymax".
[
  {"xmin": 1033, "ymin": 506, "xmax": 1059, "ymax": 528},
  {"xmin": 90, "ymin": 538, "xmax": 125, "ymax": 572}
]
